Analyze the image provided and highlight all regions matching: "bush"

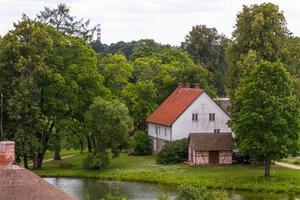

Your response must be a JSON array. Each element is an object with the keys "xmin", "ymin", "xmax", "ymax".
[
  {"xmin": 176, "ymin": 184, "xmax": 229, "ymax": 200},
  {"xmin": 132, "ymin": 131, "xmax": 152, "ymax": 155},
  {"xmin": 156, "ymin": 139, "xmax": 188, "ymax": 164},
  {"xmin": 83, "ymin": 151, "xmax": 110, "ymax": 170}
]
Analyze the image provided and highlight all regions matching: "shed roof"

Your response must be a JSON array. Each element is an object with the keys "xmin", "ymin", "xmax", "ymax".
[
  {"xmin": 188, "ymin": 133, "xmax": 235, "ymax": 151},
  {"xmin": 147, "ymin": 86, "xmax": 203, "ymax": 126},
  {"xmin": 0, "ymin": 166, "xmax": 74, "ymax": 200}
]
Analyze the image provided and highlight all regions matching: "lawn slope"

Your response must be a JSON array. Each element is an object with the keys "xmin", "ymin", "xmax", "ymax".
[{"xmin": 33, "ymin": 152, "xmax": 300, "ymax": 193}]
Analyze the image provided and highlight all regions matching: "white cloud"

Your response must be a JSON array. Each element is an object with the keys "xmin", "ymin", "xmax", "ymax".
[{"xmin": 0, "ymin": 0, "xmax": 299, "ymax": 45}]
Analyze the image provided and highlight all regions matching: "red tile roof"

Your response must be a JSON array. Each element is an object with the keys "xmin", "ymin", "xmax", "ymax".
[
  {"xmin": 0, "ymin": 166, "xmax": 74, "ymax": 200},
  {"xmin": 147, "ymin": 86, "xmax": 203, "ymax": 126}
]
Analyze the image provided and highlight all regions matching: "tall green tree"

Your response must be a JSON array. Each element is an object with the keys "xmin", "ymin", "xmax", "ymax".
[
  {"xmin": 0, "ymin": 17, "xmax": 54, "ymax": 168},
  {"xmin": 231, "ymin": 61, "xmax": 300, "ymax": 176},
  {"xmin": 226, "ymin": 3, "xmax": 290, "ymax": 93},
  {"xmin": 182, "ymin": 25, "xmax": 228, "ymax": 96},
  {"xmin": 85, "ymin": 97, "xmax": 133, "ymax": 156},
  {"xmin": 37, "ymin": 3, "xmax": 95, "ymax": 41},
  {"xmin": 0, "ymin": 17, "xmax": 106, "ymax": 167}
]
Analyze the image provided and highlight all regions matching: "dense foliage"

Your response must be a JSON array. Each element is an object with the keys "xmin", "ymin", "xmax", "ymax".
[
  {"xmin": 85, "ymin": 97, "xmax": 133, "ymax": 157},
  {"xmin": 230, "ymin": 61, "xmax": 300, "ymax": 176},
  {"xmin": 132, "ymin": 131, "xmax": 152, "ymax": 155},
  {"xmin": 83, "ymin": 151, "xmax": 109, "ymax": 170},
  {"xmin": 0, "ymin": 16, "xmax": 106, "ymax": 168},
  {"xmin": 226, "ymin": 3, "xmax": 291, "ymax": 94},
  {"xmin": 156, "ymin": 139, "xmax": 188, "ymax": 164},
  {"xmin": 182, "ymin": 25, "xmax": 229, "ymax": 96}
]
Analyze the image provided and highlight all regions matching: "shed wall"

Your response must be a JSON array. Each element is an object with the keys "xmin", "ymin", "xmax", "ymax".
[
  {"xmin": 189, "ymin": 149, "xmax": 232, "ymax": 165},
  {"xmin": 219, "ymin": 151, "xmax": 232, "ymax": 164}
]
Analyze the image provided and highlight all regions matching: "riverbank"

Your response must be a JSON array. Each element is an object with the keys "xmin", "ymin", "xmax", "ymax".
[{"xmin": 32, "ymin": 152, "xmax": 300, "ymax": 193}]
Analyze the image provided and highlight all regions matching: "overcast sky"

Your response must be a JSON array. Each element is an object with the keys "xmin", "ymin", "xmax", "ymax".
[{"xmin": 0, "ymin": 0, "xmax": 299, "ymax": 45}]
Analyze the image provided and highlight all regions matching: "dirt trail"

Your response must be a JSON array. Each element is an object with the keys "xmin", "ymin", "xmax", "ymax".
[
  {"xmin": 43, "ymin": 154, "xmax": 75, "ymax": 163},
  {"xmin": 275, "ymin": 161, "xmax": 300, "ymax": 170}
]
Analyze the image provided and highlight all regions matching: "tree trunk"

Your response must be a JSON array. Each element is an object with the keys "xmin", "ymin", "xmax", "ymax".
[
  {"xmin": 80, "ymin": 140, "xmax": 83, "ymax": 153},
  {"xmin": 53, "ymin": 130, "xmax": 62, "ymax": 160},
  {"xmin": 54, "ymin": 141, "xmax": 62, "ymax": 160},
  {"xmin": 32, "ymin": 152, "xmax": 45, "ymax": 169},
  {"xmin": 37, "ymin": 152, "xmax": 44, "ymax": 169},
  {"xmin": 86, "ymin": 136, "xmax": 92, "ymax": 153},
  {"xmin": 23, "ymin": 154, "xmax": 28, "ymax": 169},
  {"xmin": 264, "ymin": 160, "xmax": 271, "ymax": 177},
  {"xmin": 32, "ymin": 155, "xmax": 38, "ymax": 169}
]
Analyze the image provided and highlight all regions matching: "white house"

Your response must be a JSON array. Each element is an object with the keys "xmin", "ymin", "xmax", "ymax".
[{"xmin": 147, "ymin": 83, "xmax": 232, "ymax": 153}]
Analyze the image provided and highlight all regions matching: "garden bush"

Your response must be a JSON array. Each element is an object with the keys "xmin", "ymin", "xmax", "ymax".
[
  {"xmin": 156, "ymin": 138, "xmax": 188, "ymax": 164},
  {"xmin": 132, "ymin": 131, "xmax": 152, "ymax": 155},
  {"xmin": 176, "ymin": 184, "xmax": 229, "ymax": 200},
  {"xmin": 83, "ymin": 151, "xmax": 110, "ymax": 170}
]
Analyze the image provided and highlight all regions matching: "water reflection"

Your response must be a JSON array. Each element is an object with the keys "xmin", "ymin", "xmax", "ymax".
[
  {"xmin": 44, "ymin": 178, "xmax": 299, "ymax": 200},
  {"xmin": 45, "ymin": 178, "xmax": 176, "ymax": 200}
]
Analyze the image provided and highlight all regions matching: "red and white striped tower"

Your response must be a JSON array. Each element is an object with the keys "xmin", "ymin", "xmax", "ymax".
[{"xmin": 96, "ymin": 24, "xmax": 101, "ymax": 42}]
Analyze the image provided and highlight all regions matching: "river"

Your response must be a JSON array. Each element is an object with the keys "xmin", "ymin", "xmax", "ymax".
[{"xmin": 44, "ymin": 178, "xmax": 299, "ymax": 200}]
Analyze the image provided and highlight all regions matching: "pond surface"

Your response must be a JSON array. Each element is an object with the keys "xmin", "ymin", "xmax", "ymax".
[{"xmin": 44, "ymin": 178, "xmax": 299, "ymax": 200}]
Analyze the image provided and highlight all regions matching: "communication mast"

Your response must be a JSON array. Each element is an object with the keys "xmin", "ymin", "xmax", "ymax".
[{"xmin": 96, "ymin": 24, "xmax": 101, "ymax": 42}]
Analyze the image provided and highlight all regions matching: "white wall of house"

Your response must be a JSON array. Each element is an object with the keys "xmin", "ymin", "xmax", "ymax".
[
  {"xmin": 171, "ymin": 92, "xmax": 231, "ymax": 140},
  {"xmin": 148, "ymin": 123, "xmax": 172, "ymax": 140}
]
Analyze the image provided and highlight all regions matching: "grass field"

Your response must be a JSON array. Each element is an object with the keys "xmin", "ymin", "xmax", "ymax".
[{"xmin": 33, "ymin": 151, "xmax": 300, "ymax": 193}]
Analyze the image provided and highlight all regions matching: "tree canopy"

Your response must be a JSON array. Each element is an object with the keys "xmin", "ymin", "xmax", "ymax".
[
  {"xmin": 37, "ymin": 3, "xmax": 95, "ymax": 41},
  {"xmin": 230, "ymin": 61, "xmax": 300, "ymax": 176},
  {"xmin": 226, "ymin": 3, "xmax": 290, "ymax": 93},
  {"xmin": 0, "ymin": 16, "xmax": 106, "ymax": 168},
  {"xmin": 182, "ymin": 25, "xmax": 228, "ymax": 96},
  {"xmin": 85, "ymin": 97, "xmax": 133, "ymax": 156}
]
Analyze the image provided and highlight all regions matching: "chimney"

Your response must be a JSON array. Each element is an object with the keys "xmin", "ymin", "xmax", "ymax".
[
  {"xmin": 0, "ymin": 141, "xmax": 15, "ymax": 166},
  {"xmin": 184, "ymin": 83, "xmax": 191, "ymax": 88},
  {"xmin": 177, "ymin": 82, "xmax": 183, "ymax": 88},
  {"xmin": 195, "ymin": 83, "xmax": 201, "ymax": 89}
]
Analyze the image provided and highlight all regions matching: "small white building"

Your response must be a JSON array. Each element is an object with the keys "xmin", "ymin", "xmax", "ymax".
[{"xmin": 147, "ymin": 83, "xmax": 232, "ymax": 153}]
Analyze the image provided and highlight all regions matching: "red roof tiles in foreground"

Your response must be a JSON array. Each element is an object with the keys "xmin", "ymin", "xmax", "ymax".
[
  {"xmin": 0, "ymin": 166, "xmax": 74, "ymax": 200},
  {"xmin": 147, "ymin": 86, "xmax": 203, "ymax": 126}
]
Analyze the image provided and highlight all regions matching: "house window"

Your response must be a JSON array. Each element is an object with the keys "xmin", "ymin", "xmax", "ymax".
[
  {"xmin": 214, "ymin": 129, "xmax": 220, "ymax": 133},
  {"xmin": 192, "ymin": 113, "xmax": 198, "ymax": 121},
  {"xmin": 209, "ymin": 113, "xmax": 215, "ymax": 121}
]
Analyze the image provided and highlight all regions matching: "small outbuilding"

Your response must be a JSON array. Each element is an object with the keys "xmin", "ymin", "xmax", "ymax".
[{"xmin": 188, "ymin": 133, "xmax": 235, "ymax": 165}]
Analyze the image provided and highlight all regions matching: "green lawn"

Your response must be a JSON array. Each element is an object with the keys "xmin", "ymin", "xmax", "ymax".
[{"xmin": 33, "ymin": 152, "xmax": 300, "ymax": 193}]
